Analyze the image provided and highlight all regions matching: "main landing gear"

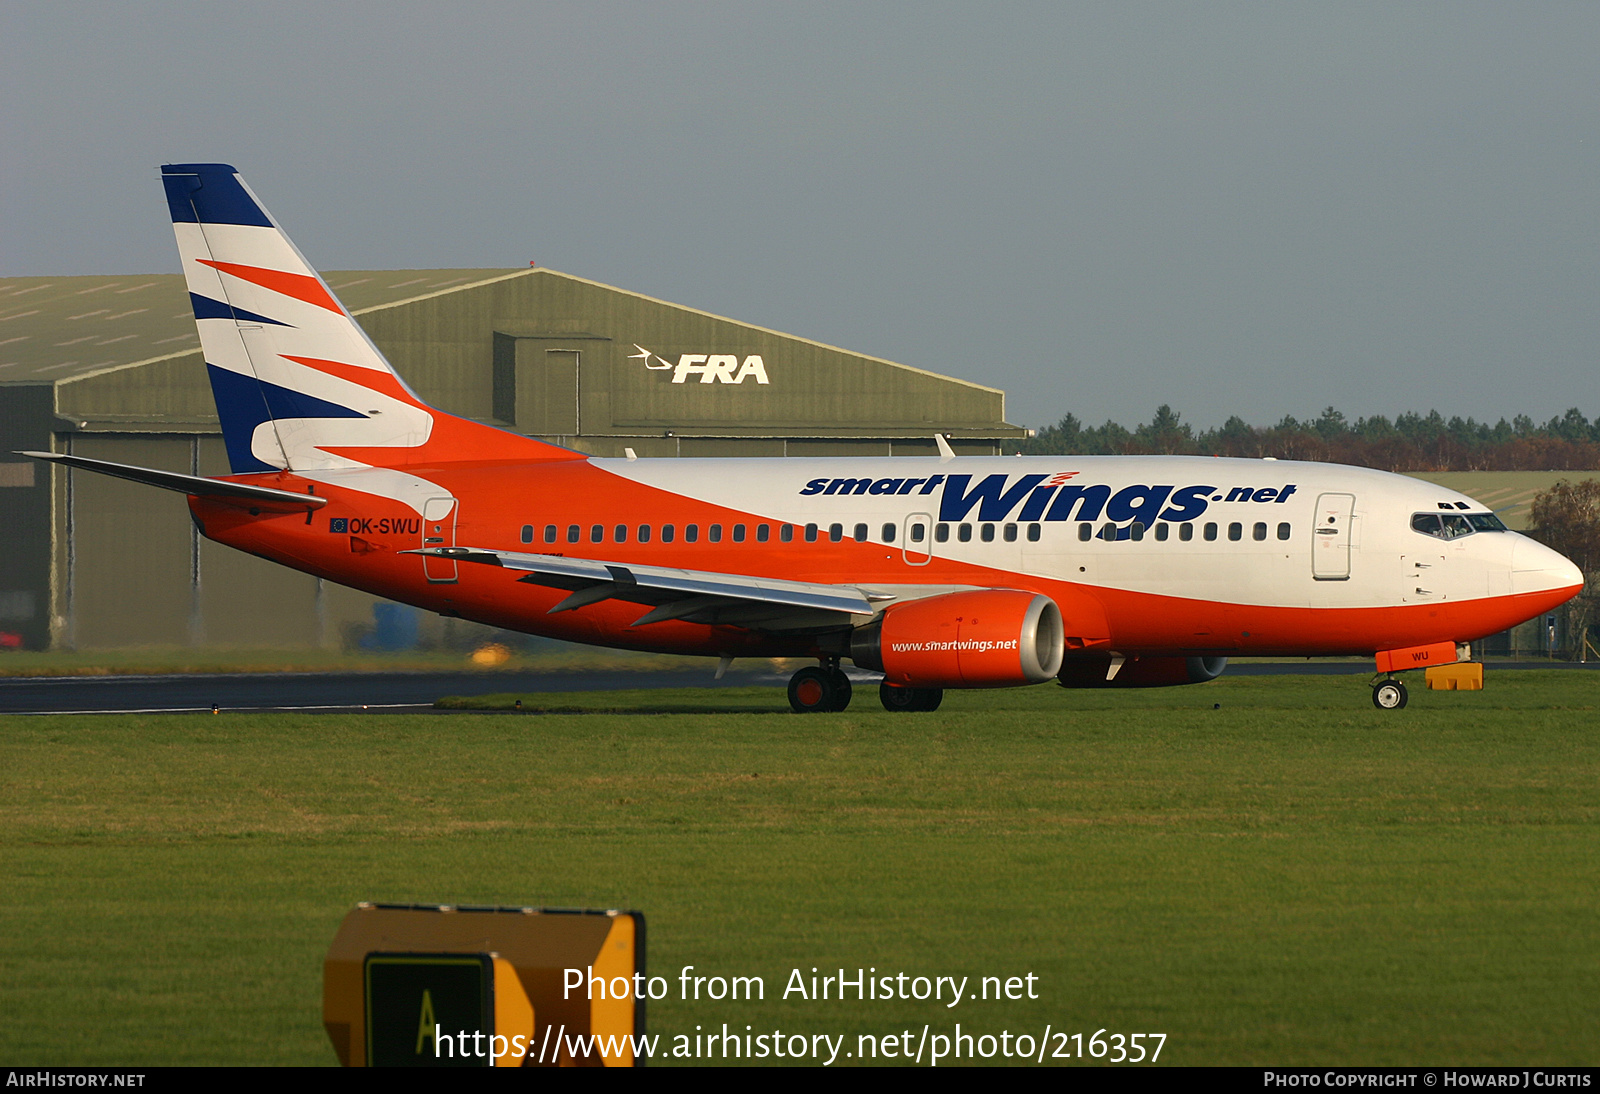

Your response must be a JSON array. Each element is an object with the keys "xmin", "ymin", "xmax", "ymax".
[
  {"xmin": 878, "ymin": 682, "xmax": 944, "ymax": 712},
  {"xmin": 788, "ymin": 662, "xmax": 853, "ymax": 713},
  {"xmin": 786, "ymin": 661, "xmax": 946, "ymax": 713},
  {"xmin": 1371, "ymin": 677, "xmax": 1409, "ymax": 710}
]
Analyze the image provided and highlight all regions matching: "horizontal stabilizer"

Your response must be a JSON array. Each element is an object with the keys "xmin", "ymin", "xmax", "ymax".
[{"xmin": 20, "ymin": 451, "xmax": 326, "ymax": 512}]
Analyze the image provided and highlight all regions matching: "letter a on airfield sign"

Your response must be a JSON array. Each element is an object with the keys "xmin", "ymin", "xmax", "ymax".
[{"xmin": 365, "ymin": 953, "xmax": 494, "ymax": 1067}]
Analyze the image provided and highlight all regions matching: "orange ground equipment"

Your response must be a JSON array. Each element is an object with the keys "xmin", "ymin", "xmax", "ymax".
[
  {"xmin": 324, "ymin": 903, "xmax": 645, "ymax": 1067},
  {"xmin": 1425, "ymin": 662, "xmax": 1485, "ymax": 691}
]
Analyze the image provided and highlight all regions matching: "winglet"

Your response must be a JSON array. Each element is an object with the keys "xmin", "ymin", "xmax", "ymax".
[{"xmin": 935, "ymin": 433, "xmax": 955, "ymax": 462}]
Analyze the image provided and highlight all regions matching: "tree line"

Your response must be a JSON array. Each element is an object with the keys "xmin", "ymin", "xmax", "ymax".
[
  {"xmin": 1531, "ymin": 479, "xmax": 1600, "ymax": 657},
  {"xmin": 1013, "ymin": 405, "xmax": 1600, "ymax": 472}
]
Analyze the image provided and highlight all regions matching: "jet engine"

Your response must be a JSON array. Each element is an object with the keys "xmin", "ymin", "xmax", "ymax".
[
  {"xmin": 850, "ymin": 590, "xmax": 1064, "ymax": 688},
  {"xmin": 1056, "ymin": 654, "xmax": 1228, "ymax": 689}
]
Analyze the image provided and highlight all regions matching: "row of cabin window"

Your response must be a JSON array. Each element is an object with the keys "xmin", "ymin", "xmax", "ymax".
[
  {"xmin": 522, "ymin": 522, "xmax": 878, "ymax": 545},
  {"xmin": 519, "ymin": 520, "xmax": 1295, "ymax": 546},
  {"xmin": 915, "ymin": 521, "xmax": 1293, "ymax": 543},
  {"xmin": 1081, "ymin": 521, "xmax": 1293, "ymax": 542},
  {"xmin": 518, "ymin": 521, "xmax": 1031, "ymax": 546}
]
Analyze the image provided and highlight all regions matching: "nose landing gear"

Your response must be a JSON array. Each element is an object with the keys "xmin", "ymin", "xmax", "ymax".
[{"xmin": 1371, "ymin": 678, "xmax": 1409, "ymax": 710}]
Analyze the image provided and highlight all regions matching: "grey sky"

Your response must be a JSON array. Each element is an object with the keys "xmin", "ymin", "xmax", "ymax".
[{"xmin": 4, "ymin": 2, "xmax": 1597, "ymax": 432}]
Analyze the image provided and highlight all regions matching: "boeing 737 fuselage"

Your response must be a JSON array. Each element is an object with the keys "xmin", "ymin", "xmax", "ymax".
[{"xmin": 27, "ymin": 165, "xmax": 1584, "ymax": 712}]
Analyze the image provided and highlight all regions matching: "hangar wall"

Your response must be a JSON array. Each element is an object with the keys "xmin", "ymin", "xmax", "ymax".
[
  {"xmin": 0, "ymin": 387, "xmax": 53, "ymax": 650},
  {"xmin": 354, "ymin": 268, "xmax": 1012, "ymax": 457},
  {"xmin": 58, "ymin": 435, "xmax": 341, "ymax": 650}
]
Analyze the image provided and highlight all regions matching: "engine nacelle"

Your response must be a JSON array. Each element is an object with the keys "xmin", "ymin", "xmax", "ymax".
[
  {"xmin": 851, "ymin": 590, "xmax": 1064, "ymax": 688},
  {"xmin": 1056, "ymin": 654, "xmax": 1228, "ymax": 689}
]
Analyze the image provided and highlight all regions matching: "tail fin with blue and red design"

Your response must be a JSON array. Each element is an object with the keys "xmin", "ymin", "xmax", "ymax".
[{"xmin": 161, "ymin": 163, "xmax": 576, "ymax": 474}]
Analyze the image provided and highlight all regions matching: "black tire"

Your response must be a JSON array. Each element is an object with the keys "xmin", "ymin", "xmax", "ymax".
[
  {"xmin": 879, "ymin": 683, "xmax": 944, "ymax": 712},
  {"xmin": 880, "ymin": 682, "xmax": 921, "ymax": 712},
  {"xmin": 1372, "ymin": 679, "xmax": 1408, "ymax": 710},
  {"xmin": 826, "ymin": 668, "xmax": 853, "ymax": 712},
  {"xmin": 788, "ymin": 667, "xmax": 836, "ymax": 713}
]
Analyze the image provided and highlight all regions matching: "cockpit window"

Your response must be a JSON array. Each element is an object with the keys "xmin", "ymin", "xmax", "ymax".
[{"xmin": 1412, "ymin": 511, "xmax": 1505, "ymax": 538}]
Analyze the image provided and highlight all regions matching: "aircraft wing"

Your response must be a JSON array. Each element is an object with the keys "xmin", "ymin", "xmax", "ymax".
[{"xmin": 409, "ymin": 546, "xmax": 888, "ymax": 632}]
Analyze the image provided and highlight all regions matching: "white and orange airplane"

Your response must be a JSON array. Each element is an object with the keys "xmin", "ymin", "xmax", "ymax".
[{"xmin": 26, "ymin": 165, "xmax": 1585, "ymax": 712}]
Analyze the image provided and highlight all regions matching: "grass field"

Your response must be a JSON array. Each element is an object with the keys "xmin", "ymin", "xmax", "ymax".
[{"xmin": 2, "ymin": 671, "xmax": 1596, "ymax": 1067}]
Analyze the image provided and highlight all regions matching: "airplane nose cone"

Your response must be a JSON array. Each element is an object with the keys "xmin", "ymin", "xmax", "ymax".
[{"xmin": 1512, "ymin": 537, "xmax": 1586, "ymax": 598}]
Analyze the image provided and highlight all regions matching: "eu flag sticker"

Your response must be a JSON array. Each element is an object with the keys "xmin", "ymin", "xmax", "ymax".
[{"xmin": 330, "ymin": 517, "xmax": 349, "ymax": 533}]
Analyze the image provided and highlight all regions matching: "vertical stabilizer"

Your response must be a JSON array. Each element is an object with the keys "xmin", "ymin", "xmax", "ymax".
[{"xmin": 161, "ymin": 163, "xmax": 576, "ymax": 474}]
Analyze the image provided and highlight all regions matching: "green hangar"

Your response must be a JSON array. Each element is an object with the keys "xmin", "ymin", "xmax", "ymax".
[{"xmin": 0, "ymin": 268, "xmax": 1026, "ymax": 650}]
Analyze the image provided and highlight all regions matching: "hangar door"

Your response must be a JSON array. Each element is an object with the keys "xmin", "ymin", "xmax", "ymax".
[
  {"xmin": 493, "ymin": 333, "xmax": 613, "ymax": 437},
  {"xmin": 516, "ymin": 348, "xmax": 578, "ymax": 435}
]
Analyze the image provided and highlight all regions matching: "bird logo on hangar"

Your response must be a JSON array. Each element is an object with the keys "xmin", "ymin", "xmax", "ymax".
[{"xmin": 630, "ymin": 344, "xmax": 770, "ymax": 385}]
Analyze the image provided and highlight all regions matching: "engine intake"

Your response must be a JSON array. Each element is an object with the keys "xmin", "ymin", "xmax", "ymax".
[{"xmin": 851, "ymin": 590, "xmax": 1064, "ymax": 688}]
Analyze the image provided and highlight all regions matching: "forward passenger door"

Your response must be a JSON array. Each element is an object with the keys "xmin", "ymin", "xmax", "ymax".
[{"xmin": 1312, "ymin": 493, "xmax": 1355, "ymax": 580}]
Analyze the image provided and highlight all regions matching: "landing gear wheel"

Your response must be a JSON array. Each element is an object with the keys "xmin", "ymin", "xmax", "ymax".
[
  {"xmin": 879, "ymin": 683, "xmax": 944, "ymax": 712},
  {"xmin": 1372, "ymin": 679, "xmax": 1408, "ymax": 710},
  {"xmin": 826, "ymin": 668, "xmax": 853, "ymax": 712},
  {"xmin": 789, "ymin": 666, "xmax": 852, "ymax": 713},
  {"xmin": 788, "ymin": 667, "xmax": 833, "ymax": 713},
  {"xmin": 880, "ymin": 682, "xmax": 919, "ymax": 712}
]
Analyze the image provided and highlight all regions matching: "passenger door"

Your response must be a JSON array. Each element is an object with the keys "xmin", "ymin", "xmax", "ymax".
[
  {"xmin": 902, "ymin": 512, "xmax": 932, "ymax": 566},
  {"xmin": 421, "ymin": 496, "xmax": 458, "ymax": 583},
  {"xmin": 1312, "ymin": 493, "xmax": 1355, "ymax": 580}
]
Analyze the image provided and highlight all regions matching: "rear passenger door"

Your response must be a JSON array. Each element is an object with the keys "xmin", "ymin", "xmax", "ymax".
[{"xmin": 421, "ymin": 496, "xmax": 458, "ymax": 583}]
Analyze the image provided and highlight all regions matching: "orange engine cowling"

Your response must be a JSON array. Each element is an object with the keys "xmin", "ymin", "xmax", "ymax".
[
  {"xmin": 1056, "ymin": 654, "xmax": 1228, "ymax": 689},
  {"xmin": 851, "ymin": 590, "xmax": 1065, "ymax": 688}
]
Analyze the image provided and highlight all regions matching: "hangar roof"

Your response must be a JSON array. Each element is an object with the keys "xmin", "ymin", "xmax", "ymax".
[
  {"xmin": 0, "ymin": 269, "xmax": 521, "ymax": 383},
  {"xmin": 0, "ymin": 268, "xmax": 1007, "ymax": 398},
  {"xmin": 3, "ymin": 267, "xmax": 1021, "ymax": 448}
]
